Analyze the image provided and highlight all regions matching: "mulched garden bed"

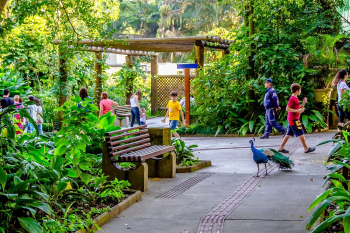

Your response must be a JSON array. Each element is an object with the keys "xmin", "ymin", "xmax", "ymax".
[
  {"xmin": 176, "ymin": 160, "xmax": 212, "ymax": 173},
  {"xmin": 75, "ymin": 189, "xmax": 142, "ymax": 233}
]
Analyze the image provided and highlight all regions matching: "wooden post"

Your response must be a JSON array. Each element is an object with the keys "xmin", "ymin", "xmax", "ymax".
[
  {"xmin": 195, "ymin": 44, "xmax": 204, "ymax": 69},
  {"xmin": 94, "ymin": 52, "xmax": 103, "ymax": 106},
  {"xmin": 58, "ymin": 51, "xmax": 68, "ymax": 130},
  {"xmin": 222, "ymin": 49, "xmax": 229, "ymax": 57},
  {"xmin": 184, "ymin": 68, "xmax": 190, "ymax": 126},
  {"xmin": 151, "ymin": 55, "xmax": 158, "ymax": 115},
  {"xmin": 195, "ymin": 44, "xmax": 204, "ymax": 79},
  {"xmin": 126, "ymin": 55, "xmax": 133, "ymax": 105}
]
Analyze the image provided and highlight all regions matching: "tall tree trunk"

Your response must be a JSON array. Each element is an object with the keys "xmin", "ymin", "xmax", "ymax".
[
  {"xmin": 248, "ymin": 0, "xmax": 256, "ymax": 116},
  {"xmin": 0, "ymin": 0, "xmax": 8, "ymax": 15}
]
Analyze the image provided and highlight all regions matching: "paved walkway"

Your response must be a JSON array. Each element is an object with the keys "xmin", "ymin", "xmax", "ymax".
[{"xmin": 98, "ymin": 130, "xmax": 333, "ymax": 233}]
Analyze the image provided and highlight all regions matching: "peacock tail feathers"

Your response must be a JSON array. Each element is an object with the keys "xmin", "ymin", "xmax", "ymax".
[{"xmin": 269, "ymin": 148, "xmax": 294, "ymax": 170}]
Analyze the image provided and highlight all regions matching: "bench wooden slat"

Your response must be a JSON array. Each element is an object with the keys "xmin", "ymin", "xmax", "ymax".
[
  {"xmin": 120, "ymin": 145, "xmax": 170, "ymax": 159},
  {"xmin": 107, "ymin": 129, "xmax": 148, "ymax": 141},
  {"xmin": 111, "ymin": 143, "xmax": 152, "ymax": 157},
  {"xmin": 105, "ymin": 125, "xmax": 147, "ymax": 136},
  {"xmin": 109, "ymin": 138, "xmax": 151, "ymax": 151},
  {"xmin": 108, "ymin": 133, "xmax": 150, "ymax": 146},
  {"xmin": 111, "ymin": 145, "xmax": 175, "ymax": 162}
]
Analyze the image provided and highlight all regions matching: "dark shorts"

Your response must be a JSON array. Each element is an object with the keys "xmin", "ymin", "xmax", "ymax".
[
  {"xmin": 169, "ymin": 120, "xmax": 178, "ymax": 130},
  {"xmin": 286, "ymin": 119, "xmax": 304, "ymax": 137},
  {"xmin": 140, "ymin": 121, "xmax": 146, "ymax": 125}
]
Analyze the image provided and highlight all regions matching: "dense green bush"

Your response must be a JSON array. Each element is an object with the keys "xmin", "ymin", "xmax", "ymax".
[{"xmin": 0, "ymin": 97, "xmax": 131, "ymax": 233}]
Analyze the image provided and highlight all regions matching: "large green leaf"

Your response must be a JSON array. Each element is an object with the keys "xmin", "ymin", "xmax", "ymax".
[
  {"xmin": 22, "ymin": 207, "xmax": 37, "ymax": 216},
  {"xmin": 81, "ymin": 173, "xmax": 94, "ymax": 185},
  {"xmin": 311, "ymin": 212, "xmax": 350, "ymax": 233},
  {"xmin": 306, "ymin": 196, "xmax": 347, "ymax": 230},
  {"xmin": 249, "ymin": 121, "xmax": 254, "ymax": 133},
  {"xmin": 308, "ymin": 189, "xmax": 331, "ymax": 212},
  {"xmin": 302, "ymin": 115, "xmax": 308, "ymax": 131},
  {"xmin": 57, "ymin": 181, "xmax": 68, "ymax": 193},
  {"xmin": 327, "ymin": 143, "xmax": 342, "ymax": 162},
  {"xmin": 344, "ymin": 208, "xmax": 350, "ymax": 233},
  {"xmin": 76, "ymin": 142, "xmax": 86, "ymax": 152},
  {"xmin": 99, "ymin": 117, "xmax": 109, "ymax": 130},
  {"xmin": 94, "ymin": 176, "xmax": 108, "ymax": 189},
  {"xmin": 317, "ymin": 139, "xmax": 344, "ymax": 146},
  {"xmin": 28, "ymin": 202, "xmax": 52, "ymax": 215},
  {"xmin": 18, "ymin": 217, "xmax": 42, "ymax": 233},
  {"xmin": 54, "ymin": 144, "xmax": 67, "ymax": 156},
  {"xmin": 328, "ymin": 173, "xmax": 346, "ymax": 182},
  {"xmin": 312, "ymin": 110, "xmax": 323, "ymax": 121},
  {"xmin": 0, "ymin": 167, "xmax": 7, "ymax": 192}
]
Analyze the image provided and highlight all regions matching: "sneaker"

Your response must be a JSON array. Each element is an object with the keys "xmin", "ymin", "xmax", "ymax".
[
  {"xmin": 259, "ymin": 135, "xmax": 269, "ymax": 139},
  {"xmin": 305, "ymin": 147, "xmax": 315, "ymax": 153},
  {"xmin": 278, "ymin": 149, "xmax": 289, "ymax": 153}
]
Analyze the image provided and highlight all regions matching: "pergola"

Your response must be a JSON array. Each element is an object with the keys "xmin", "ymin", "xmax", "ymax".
[{"xmin": 55, "ymin": 36, "xmax": 234, "ymax": 124}]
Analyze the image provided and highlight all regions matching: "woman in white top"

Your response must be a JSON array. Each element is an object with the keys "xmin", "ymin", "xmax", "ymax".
[
  {"xmin": 34, "ymin": 98, "xmax": 43, "ymax": 135},
  {"xmin": 332, "ymin": 69, "xmax": 350, "ymax": 129},
  {"xmin": 130, "ymin": 90, "xmax": 142, "ymax": 127}
]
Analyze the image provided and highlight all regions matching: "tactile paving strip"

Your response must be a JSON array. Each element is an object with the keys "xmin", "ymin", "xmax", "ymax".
[
  {"xmin": 158, "ymin": 172, "xmax": 215, "ymax": 199},
  {"xmin": 197, "ymin": 140, "xmax": 302, "ymax": 233}
]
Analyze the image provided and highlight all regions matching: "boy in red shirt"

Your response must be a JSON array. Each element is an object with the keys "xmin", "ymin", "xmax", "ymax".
[{"xmin": 278, "ymin": 83, "xmax": 315, "ymax": 153}]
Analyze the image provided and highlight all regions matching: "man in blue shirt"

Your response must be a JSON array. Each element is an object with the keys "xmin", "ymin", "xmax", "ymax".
[{"xmin": 260, "ymin": 78, "xmax": 286, "ymax": 139}]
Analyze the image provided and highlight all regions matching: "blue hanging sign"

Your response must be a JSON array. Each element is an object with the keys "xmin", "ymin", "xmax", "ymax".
[{"xmin": 177, "ymin": 64, "xmax": 199, "ymax": 69}]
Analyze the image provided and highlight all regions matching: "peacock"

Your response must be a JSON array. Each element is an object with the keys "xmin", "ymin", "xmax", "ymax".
[{"xmin": 249, "ymin": 139, "xmax": 294, "ymax": 177}]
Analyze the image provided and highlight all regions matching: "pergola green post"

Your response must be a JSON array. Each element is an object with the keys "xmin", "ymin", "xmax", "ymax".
[
  {"xmin": 94, "ymin": 52, "xmax": 103, "ymax": 106},
  {"xmin": 151, "ymin": 55, "xmax": 158, "ymax": 115},
  {"xmin": 58, "ymin": 51, "xmax": 68, "ymax": 130},
  {"xmin": 125, "ymin": 55, "xmax": 134, "ymax": 105}
]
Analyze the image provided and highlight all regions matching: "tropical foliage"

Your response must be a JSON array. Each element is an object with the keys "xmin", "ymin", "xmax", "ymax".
[
  {"xmin": 0, "ymin": 98, "xmax": 131, "ymax": 233},
  {"xmin": 307, "ymin": 128, "xmax": 350, "ymax": 232}
]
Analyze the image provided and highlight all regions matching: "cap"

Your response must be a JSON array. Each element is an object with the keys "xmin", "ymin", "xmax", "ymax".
[{"xmin": 265, "ymin": 78, "xmax": 273, "ymax": 83}]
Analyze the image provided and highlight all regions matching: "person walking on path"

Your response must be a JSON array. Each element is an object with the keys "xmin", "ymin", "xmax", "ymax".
[
  {"xmin": 34, "ymin": 98, "xmax": 43, "ymax": 135},
  {"xmin": 162, "ymin": 91, "xmax": 186, "ymax": 138},
  {"xmin": 0, "ymin": 89, "xmax": 14, "ymax": 109},
  {"xmin": 260, "ymin": 78, "xmax": 286, "ymax": 139},
  {"xmin": 13, "ymin": 95, "xmax": 23, "ymax": 134},
  {"xmin": 332, "ymin": 70, "xmax": 350, "ymax": 131},
  {"xmin": 130, "ymin": 90, "xmax": 142, "ymax": 127},
  {"xmin": 278, "ymin": 83, "xmax": 315, "ymax": 153},
  {"xmin": 99, "ymin": 92, "xmax": 119, "ymax": 117},
  {"xmin": 25, "ymin": 95, "xmax": 37, "ymax": 133}
]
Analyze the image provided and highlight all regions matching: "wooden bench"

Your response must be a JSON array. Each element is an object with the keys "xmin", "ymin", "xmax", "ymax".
[
  {"xmin": 114, "ymin": 105, "xmax": 131, "ymax": 127},
  {"xmin": 102, "ymin": 125, "xmax": 176, "ymax": 191}
]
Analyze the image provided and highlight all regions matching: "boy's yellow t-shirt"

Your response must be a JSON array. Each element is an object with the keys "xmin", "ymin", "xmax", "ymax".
[{"xmin": 167, "ymin": 100, "xmax": 181, "ymax": 121}]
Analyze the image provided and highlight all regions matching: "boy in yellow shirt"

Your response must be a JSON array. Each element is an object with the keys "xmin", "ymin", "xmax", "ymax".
[{"xmin": 162, "ymin": 91, "xmax": 186, "ymax": 138}]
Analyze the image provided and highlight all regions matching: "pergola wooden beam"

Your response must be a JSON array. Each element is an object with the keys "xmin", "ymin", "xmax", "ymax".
[
  {"xmin": 54, "ymin": 36, "xmax": 234, "ymax": 52},
  {"xmin": 65, "ymin": 45, "xmax": 158, "ymax": 56}
]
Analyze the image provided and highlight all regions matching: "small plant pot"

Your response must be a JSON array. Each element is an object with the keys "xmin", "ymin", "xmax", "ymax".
[{"xmin": 313, "ymin": 88, "xmax": 332, "ymax": 102}]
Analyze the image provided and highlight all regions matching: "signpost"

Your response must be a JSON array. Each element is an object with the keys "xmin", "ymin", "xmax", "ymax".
[{"xmin": 177, "ymin": 64, "xmax": 199, "ymax": 127}]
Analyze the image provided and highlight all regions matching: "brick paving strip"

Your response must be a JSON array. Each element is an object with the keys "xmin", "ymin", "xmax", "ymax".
[
  {"xmin": 197, "ymin": 140, "xmax": 303, "ymax": 233},
  {"xmin": 158, "ymin": 172, "xmax": 215, "ymax": 199}
]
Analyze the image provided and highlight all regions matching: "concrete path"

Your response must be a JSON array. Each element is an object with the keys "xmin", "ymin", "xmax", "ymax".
[
  {"xmin": 98, "ymin": 131, "xmax": 333, "ymax": 233},
  {"xmin": 146, "ymin": 116, "xmax": 170, "ymax": 128}
]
